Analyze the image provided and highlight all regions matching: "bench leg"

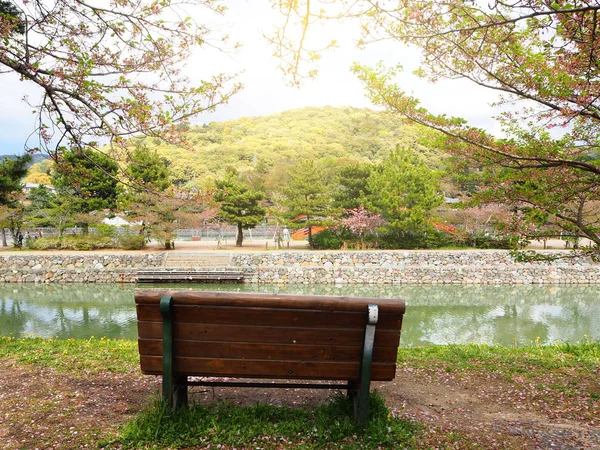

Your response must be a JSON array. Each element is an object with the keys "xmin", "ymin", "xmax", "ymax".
[
  {"xmin": 347, "ymin": 380, "xmax": 356, "ymax": 400},
  {"xmin": 353, "ymin": 304, "xmax": 378, "ymax": 429},
  {"xmin": 174, "ymin": 376, "xmax": 188, "ymax": 412},
  {"xmin": 160, "ymin": 295, "xmax": 187, "ymax": 412}
]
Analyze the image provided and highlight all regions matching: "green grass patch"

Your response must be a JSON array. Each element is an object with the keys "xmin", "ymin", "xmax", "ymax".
[
  {"xmin": 398, "ymin": 340, "xmax": 600, "ymax": 376},
  {"xmin": 106, "ymin": 393, "xmax": 420, "ymax": 449},
  {"xmin": 2, "ymin": 337, "xmax": 598, "ymax": 379},
  {"xmin": 0, "ymin": 336, "xmax": 139, "ymax": 375}
]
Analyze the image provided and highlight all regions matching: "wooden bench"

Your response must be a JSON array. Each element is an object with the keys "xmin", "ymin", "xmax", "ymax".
[{"xmin": 135, "ymin": 290, "xmax": 405, "ymax": 427}]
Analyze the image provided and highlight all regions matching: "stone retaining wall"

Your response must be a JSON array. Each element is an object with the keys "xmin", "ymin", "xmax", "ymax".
[
  {"xmin": 0, "ymin": 250, "xmax": 598, "ymax": 284},
  {"xmin": 232, "ymin": 250, "xmax": 599, "ymax": 285},
  {"xmin": 0, "ymin": 254, "xmax": 164, "ymax": 283}
]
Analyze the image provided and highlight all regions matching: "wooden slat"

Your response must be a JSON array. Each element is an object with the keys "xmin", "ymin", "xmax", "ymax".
[
  {"xmin": 136, "ymin": 321, "xmax": 401, "ymax": 348},
  {"xmin": 136, "ymin": 304, "xmax": 403, "ymax": 330},
  {"xmin": 140, "ymin": 356, "xmax": 396, "ymax": 381},
  {"xmin": 138, "ymin": 338, "xmax": 399, "ymax": 362},
  {"xmin": 134, "ymin": 290, "xmax": 404, "ymax": 384},
  {"xmin": 135, "ymin": 290, "xmax": 405, "ymax": 314}
]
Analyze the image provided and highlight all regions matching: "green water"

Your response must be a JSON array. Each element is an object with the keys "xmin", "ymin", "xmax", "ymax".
[{"xmin": 1, "ymin": 283, "xmax": 598, "ymax": 347}]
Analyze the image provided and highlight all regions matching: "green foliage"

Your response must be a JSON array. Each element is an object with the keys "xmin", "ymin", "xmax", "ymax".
[
  {"xmin": 25, "ymin": 185, "xmax": 55, "ymax": 228},
  {"xmin": 398, "ymin": 340, "xmax": 600, "ymax": 374},
  {"xmin": 368, "ymin": 146, "xmax": 443, "ymax": 234},
  {"xmin": 117, "ymin": 233, "xmax": 146, "ymax": 250},
  {"xmin": 0, "ymin": 336, "xmax": 139, "ymax": 374},
  {"xmin": 214, "ymin": 173, "xmax": 266, "ymax": 246},
  {"xmin": 119, "ymin": 145, "xmax": 172, "ymax": 212},
  {"xmin": 28, "ymin": 235, "xmax": 115, "ymax": 250},
  {"xmin": 463, "ymin": 234, "xmax": 519, "ymax": 250},
  {"xmin": 27, "ymin": 229, "xmax": 146, "ymax": 251},
  {"xmin": 114, "ymin": 393, "xmax": 420, "ymax": 449},
  {"xmin": 0, "ymin": 154, "xmax": 31, "ymax": 206},
  {"xmin": 141, "ymin": 106, "xmax": 444, "ymax": 187},
  {"xmin": 332, "ymin": 163, "xmax": 373, "ymax": 210},
  {"xmin": 52, "ymin": 148, "xmax": 119, "ymax": 213},
  {"xmin": 0, "ymin": 1, "xmax": 25, "ymax": 34},
  {"xmin": 95, "ymin": 223, "xmax": 117, "ymax": 237},
  {"xmin": 311, "ymin": 228, "xmax": 343, "ymax": 249},
  {"xmin": 25, "ymin": 237, "xmax": 56, "ymax": 250},
  {"xmin": 281, "ymin": 159, "xmax": 334, "ymax": 247},
  {"xmin": 376, "ymin": 227, "xmax": 440, "ymax": 249},
  {"xmin": 125, "ymin": 145, "xmax": 171, "ymax": 192}
]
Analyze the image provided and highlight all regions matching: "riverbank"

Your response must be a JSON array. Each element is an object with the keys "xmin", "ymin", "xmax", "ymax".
[
  {"xmin": 1, "ymin": 248, "xmax": 599, "ymax": 284},
  {"xmin": 1, "ymin": 337, "xmax": 598, "ymax": 449}
]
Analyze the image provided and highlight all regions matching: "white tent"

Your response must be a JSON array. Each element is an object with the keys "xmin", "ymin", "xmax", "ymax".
[{"xmin": 102, "ymin": 216, "xmax": 130, "ymax": 227}]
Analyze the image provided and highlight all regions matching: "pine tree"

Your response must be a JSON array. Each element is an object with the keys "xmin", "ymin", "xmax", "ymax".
[
  {"xmin": 281, "ymin": 160, "xmax": 333, "ymax": 248},
  {"xmin": 214, "ymin": 173, "xmax": 266, "ymax": 247},
  {"xmin": 368, "ymin": 146, "xmax": 443, "ymax": 234}
]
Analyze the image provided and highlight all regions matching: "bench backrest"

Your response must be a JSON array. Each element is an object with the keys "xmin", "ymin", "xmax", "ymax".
[{"xmin": 135, "ymin": 290, "xmax": 405, "ymax": 382}]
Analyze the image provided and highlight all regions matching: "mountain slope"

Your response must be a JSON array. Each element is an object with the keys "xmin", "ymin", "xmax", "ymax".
[{"xmin": 141, "ymin": 106, "xmax": 444, "ymax": 185}]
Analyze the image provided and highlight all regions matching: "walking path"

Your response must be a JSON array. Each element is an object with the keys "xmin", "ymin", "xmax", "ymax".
[{"xmin": 2, "ymin": 237, "xmax": 589, "ymax": 256}]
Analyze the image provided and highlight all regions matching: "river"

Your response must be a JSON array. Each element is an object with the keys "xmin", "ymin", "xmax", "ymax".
[{"xmin": 1, "ymin": 283, "xmax": 598, "ymax": 347}]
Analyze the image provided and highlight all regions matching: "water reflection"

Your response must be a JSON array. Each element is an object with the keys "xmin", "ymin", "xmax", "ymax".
[
  {"xmin": 0, "ymin": 284, "xmax": 134, "ymax": 340},
  {"xmin": 0, "ymin": 283, "xmax": 598, "ymax": 346}
]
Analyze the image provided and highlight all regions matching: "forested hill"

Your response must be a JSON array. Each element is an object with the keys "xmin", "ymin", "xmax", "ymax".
[{"xmin": 140, "ymin": 106, "xmax": 444, "ymax": 185}]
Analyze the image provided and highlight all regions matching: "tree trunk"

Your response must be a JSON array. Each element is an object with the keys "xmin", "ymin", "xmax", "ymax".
[
  {"xmin": 236, "ymin": 223, "xmax": 243, "ymax": 247},
  {"xmin": 1, "ymin": 228, "xmax": 6, "ymax": 247}
]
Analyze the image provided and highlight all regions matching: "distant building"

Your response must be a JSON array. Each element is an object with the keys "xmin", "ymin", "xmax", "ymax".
[
  {"xmin": 23, "ymin": 183, "xmax": 56, "ymax": 195},
  {"xmin": 102, "ymin": 216, "xmax": 131, "ymax": 227},
  {"xmin": 444, "ymin": 196, "xmax": 460, "ymax": 204}
]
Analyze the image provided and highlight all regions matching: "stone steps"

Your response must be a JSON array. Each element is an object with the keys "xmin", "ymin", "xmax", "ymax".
[{"xmin": 163, "ymin": 253, "xmax": 232, "ymax": 269}]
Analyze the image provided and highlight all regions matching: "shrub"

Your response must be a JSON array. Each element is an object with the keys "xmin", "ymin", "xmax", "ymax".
[
  {"xmin": 311, "ymin": 229, "xmax": 343, "ymax": 250},
  {"xmin": 61, "ymin": 235, "xmax": 115, "ymax": 250},
  {"xmin": 28, "ymin": 235, "xmax": 116, "ymax": 250},
  {"xmin": 376, "ymin": 228, "xmax": 451, "ymax": 249},
  {"xmin": 449, "ymin": 233, "xmax": 519, "ymax": 250},
  {"xmin": 117, "ymin": 233, "xmax": 146, "ymax": 250},
  {"xmin": 94, "ymin": 223, "xmax": 117, "ymax": 237},
  {"xmin": 28, "ymin": 237, "xmax": 60, "ymax": 250}
]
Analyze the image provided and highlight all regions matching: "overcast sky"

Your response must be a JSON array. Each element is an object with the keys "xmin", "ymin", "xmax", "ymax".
[{"xmin": 0, "ymin": 1, "xmax": 501, "ymax": 156}]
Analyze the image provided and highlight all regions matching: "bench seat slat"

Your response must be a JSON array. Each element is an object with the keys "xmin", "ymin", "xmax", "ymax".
[
  {"xmin": 136, "ymin": 304, "xmax": 403, "ymax": 329},
  {"xmin": 137, "ymin": 321, "xmax": 401, "ymax": 348},
  {"xmin": 138, "ymin": 338, "xmax": 399, "ymax": 362},
  {"xmin": 140, "ymin": 355, "xmax": 397, "ymax": 381},
  {"xmin": 135, "ymin": 290, "xmax": 405, "ymax": 314}
]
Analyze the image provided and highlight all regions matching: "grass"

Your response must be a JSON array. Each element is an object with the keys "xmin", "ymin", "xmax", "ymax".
[
  {"xmin": 4, "ymin": 336, "xmax": 598, "ymax": 377},
  {"xmin": 0, "ymin": 336, "xmax": 139, "ymax": 375},
  {"xmin": 398, "ymin": 339, "xmax": 600, "ymax": 376},
  {"xmin": 105, "ymin": 393, "xmax": 420, "ymax": 450}
]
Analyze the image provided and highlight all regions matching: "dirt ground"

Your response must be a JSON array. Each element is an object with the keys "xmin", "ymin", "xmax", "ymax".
[
  {"xmin": 0, "ymin": 237, "xmax": 310, "ymax": 255},
  {"xmin": 1, "ymin": 358, "xmax": 598, "ymax": 450}
]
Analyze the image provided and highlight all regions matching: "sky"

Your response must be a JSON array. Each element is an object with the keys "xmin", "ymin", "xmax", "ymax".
[{"xmin": 0, "ymin": 1, "xmax": 502, "ymax": 156}]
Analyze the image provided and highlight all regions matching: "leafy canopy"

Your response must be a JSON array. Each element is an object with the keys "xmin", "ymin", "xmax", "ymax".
[
  {"xmin": 52, "ymin": 148, "xmax": 119, "ymax": 213},
  {"xmin": 0, "ymin": 153, "xmax": 30, "ymax": 206},
  {"xmin": 0, "ymin": 1, "xmax": 241, "ymax": 158},
  {"xmin": 270, "ymin": 1, "xmax": 600, "ymax": 245}
]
